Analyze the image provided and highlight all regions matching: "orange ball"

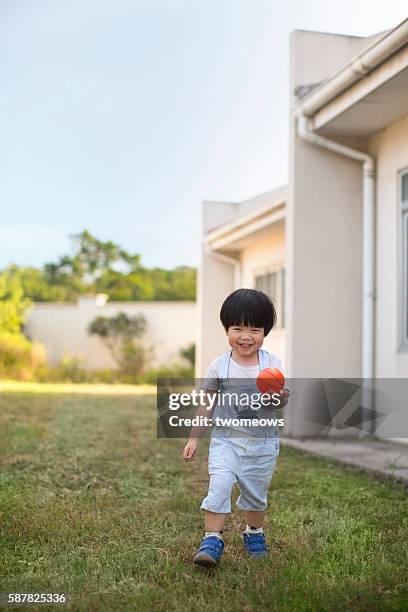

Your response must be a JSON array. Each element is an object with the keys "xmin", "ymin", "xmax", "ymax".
[{"xmin": 256, "ymin": 367, "xmax": 285, "ymax": 394}]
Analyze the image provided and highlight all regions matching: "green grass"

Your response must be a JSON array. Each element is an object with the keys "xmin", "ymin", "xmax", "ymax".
[{"xmin": 0, "ymin": 389, "xmax": 407, "ymax": 611}]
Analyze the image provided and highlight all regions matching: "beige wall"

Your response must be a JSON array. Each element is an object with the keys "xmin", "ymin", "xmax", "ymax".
[
  {"xmin": 197, "ymin": 200, "xmax": 286, "ymax": 376},
  {"xmin": 196, "ymin": 249, "xmax": 236, "ymax": 376},
  {"xmin": 287, "ymin": 31, "xmax": 368, "ymax": 378},
  {"xmin": 288, "ymin": 29, "xmax": 408, "ymax": 440},
  {"xmin": 25, "ymin": 297, "xmax": 196, "ymax": 370},
  {"xmin": 196, "ymin": 200, "xmax": 238, "ymax": 376},
  {"xmin": 369, "ymin": 109, "xmax": 408, "ymax": 436},
  {"xmin": 369, "ymin": 113, "xmax": 408, "ymax": 377},
  {"xmin": 240, "ymin": 222, "xmax": 286, "ymax": 367},
  {"xmin": 197, "ymin": 240, "xmax": 286, "ymax": 376}
]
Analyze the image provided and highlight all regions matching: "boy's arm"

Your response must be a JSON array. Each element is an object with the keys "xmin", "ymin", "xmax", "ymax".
[{"xmin": 182, "ymin": 389, "xmax": 217, "ymax": 462}]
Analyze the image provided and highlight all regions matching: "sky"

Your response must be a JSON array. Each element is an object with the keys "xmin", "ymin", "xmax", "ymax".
[{"xmin": 0, "ymin": 0, "xmax": 407, "ymax": 270}]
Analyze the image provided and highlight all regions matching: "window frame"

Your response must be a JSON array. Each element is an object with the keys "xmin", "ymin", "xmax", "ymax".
[
  {"xmin": 254, "ymin": 264, "xmax": 286, "ymax": 330},
  {"xmin": 399, "ymin": 168, "xmax": 408, "ymax": 351}
]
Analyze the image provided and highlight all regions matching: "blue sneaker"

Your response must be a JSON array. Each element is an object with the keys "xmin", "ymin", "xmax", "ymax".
[
  {"xmin": 193, "ymin": 535, "xmax": 224, "ymax": 567},
  {"xmin": 242, "ymin": 530, "xmax": 268, "ymax": 557}
]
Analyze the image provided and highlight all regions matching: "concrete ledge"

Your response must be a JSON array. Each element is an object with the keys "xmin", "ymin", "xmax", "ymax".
[{"xmin": 282, "ymin": 437, "xmax": 408, "ymax": 485}]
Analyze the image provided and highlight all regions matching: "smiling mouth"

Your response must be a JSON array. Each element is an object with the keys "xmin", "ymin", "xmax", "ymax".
[{"xmin": 238, "ymin": 343, "xmax": 253, "ymax": 348}]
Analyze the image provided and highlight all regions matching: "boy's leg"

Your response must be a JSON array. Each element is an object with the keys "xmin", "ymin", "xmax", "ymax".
[
  {"xmin": 205, "ymin": 511, "xmax": 226, "ymax": 533},
  {"xmin": 193, "ymin": 510, "xmax": 227, "ymax": 567},
  {"xmin": 236, "ymin": 439, "xmax": 279, "ymax": 556},
  {"xmin": 194, "ymin": 439, "xmax": 237, "ymax": 566},
  {"xmin": 236, "ymin": 438, "xmax": 279, "ymax": 514},
  {"xmin": 195, "ymin": 468, "xmax": 235, "ymax": 566},
  {"xmin": 245, "ymin": 510, "xmax": 265, "ymax": 529}
]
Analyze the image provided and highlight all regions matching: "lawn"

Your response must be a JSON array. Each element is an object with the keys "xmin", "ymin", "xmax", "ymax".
[{"xmin": 0, "ymin": 387, "xmax": 407, "ymax": 611}]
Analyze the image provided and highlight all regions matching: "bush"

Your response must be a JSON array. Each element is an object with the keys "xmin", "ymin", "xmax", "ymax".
[
  {"xmin": 88, "ymin": 312, "xmax": 149, "ymax": 376},
  {"xmin": 139, "ymin": 365, "xmax": 194, "ymax": 384},
  {"xmin": 0, "ymin": 268, "xmax": 45, "ymax": 380},
  {"xmin": 0, "ymin": 331, "xmax": 47, "ymax": 380},
  {"xmin": 32, "ymin": 360, "xmax": 194, "ymax": 385},
  {"xmin": 54, "ymin": 355, "xmax": 90, "ymax": 383},
  {"xmin": 119, "ymin": 339, "xmax": 147, "ymax": 375},
  {"xmin": 0, "ymin": 268, "xmax": 32, "ymax": 334},
  {"xmin": 180, "ymin": 343, "xmax": 195, "ymax": 367}
]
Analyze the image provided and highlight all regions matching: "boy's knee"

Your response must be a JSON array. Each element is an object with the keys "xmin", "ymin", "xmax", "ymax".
[
  {"xmin": 236, "ymin": 476, "xmax": 272, "ymax": 511},
  {"xmin": 200, "ymin": 472, "xmax": 236, "ymax": 514},
  {"xmin": 236, "ymin": 494, "xmax": 268, "ymax": 511}
]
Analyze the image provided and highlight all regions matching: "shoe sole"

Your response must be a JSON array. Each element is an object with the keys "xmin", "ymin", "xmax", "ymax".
[
  {"xmin": 246, "ymin": 551, "xmax": 268, "ymax": 558},
  {"xmin": 193, "ymin": 553, "xmax": 218, "ymax": 567}
]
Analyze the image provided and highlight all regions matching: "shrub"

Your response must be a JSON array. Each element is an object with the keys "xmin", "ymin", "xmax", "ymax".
[
  {"xmin": 0, "ymin": 331, "xmax": 47, "ymax": 380},
  {"xmin": 140, "ymin": 365, "xmax": 194, "ymax": 384},
  {"xmin": 55, "ymin": 355, "xmax": 89, "ymax": 383},
  {"xmin": 180, "ymin": 343, "xmax": 195, "ymax": 367},
  {"xmin": 88, "ymin": 312, "xmax": 148, "ymax": 375}
]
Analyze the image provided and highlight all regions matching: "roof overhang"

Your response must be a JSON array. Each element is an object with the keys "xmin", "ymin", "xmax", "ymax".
[
  {"xmin": 294, "ymin": 18, "xmax": 408, "ymax": 137},
  {"xmin": 206, "ymin": 200, "xmax": 286, "ymax": 252},
  {"xmin": 314, "ymin": 47, "xmax": 408, "ymax": 136}
]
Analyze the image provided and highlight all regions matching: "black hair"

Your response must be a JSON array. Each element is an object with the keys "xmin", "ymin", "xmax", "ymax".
[{"xmin": 220, "ymin": 288, "xmax": 277, "ymax": 336}]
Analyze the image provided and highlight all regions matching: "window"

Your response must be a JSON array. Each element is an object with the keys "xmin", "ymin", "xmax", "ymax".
[
  {"xmin": 255, "ymin": 272, "xmax": 277, "ymax": 300},
  {"xmin": 281, "ymin": 268, "xmax": 286, "ymax": 329},
  {"xmin": 255, "ymin": 268, "xmax": 286, "ymax": 329},
  {"xmin": 401, "ymin": 171, "xmax": 408, "ymax": 348}
]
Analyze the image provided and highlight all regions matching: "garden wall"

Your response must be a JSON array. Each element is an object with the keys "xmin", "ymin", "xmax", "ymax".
[{"xmin": 25, "ymin": 294, "xmax": 196, "ymax": 369}]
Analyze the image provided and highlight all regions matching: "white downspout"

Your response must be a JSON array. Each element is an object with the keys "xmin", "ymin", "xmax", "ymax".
[
  {"xmin": 204, "ymin": 243, "xmax": 241, "ymax": 288},
  {"xmin": 297, "ymin": 115, "xmax": 376, "ymax": 386}
]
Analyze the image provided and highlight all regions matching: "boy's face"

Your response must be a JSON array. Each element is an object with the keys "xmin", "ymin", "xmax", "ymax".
[{"xmin": 226, "ymin": 322, "xmax": 265, "ymax": 358}]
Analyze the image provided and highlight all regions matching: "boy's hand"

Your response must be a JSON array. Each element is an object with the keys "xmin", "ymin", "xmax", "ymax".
[
  {"xmin": 262, "ymin": 388, "xmax": 290, "ymax": 410},
  {"xmin": 183, "ymin": 438, "xmax": 199, "ymax": 461},
  {"xmin": 278, "ymin": 388, "xmax": 290, "ymax": 408}
]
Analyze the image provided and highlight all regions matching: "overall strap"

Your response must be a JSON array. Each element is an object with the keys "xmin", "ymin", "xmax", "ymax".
[
  {"xmin": 219, "ymin": 348, "xmax": 267, "ymax": 379},
  {"xmin": 258, "ymin": 348, "xmax": 270, "ymax": 371},
  {"xmin": 218, "ymin": 350, "xmax": 232, "ymax": 379}
]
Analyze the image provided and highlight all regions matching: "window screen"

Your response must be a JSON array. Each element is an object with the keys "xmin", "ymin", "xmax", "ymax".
[
  {"xmin": 401, "ymin": 170, "xmax": 408, "ymax": 346},
  {"xmin": 402, "ymin": 172, "xmax": 408, "ymax": 206},
  {"xmin": 255, "ymin": 272, "xmax": 277, "ymax": 301},
  {"xmin": 281, "ymin": 268, "xmax": 286, "ymax": 329},
  {"xmin": 404, "ymin": 211, "xmax": 408, "ymax": 340},
  {"xmin": 255, "ymin": 270, "xmax": 285, "ymax": 328}
]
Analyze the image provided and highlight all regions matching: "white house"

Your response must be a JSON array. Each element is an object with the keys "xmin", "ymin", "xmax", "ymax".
[
  {"xmin": 197, "ymin": 17, "xmax": 408, "ymax": 439},
  {"xmin": 289, "ymin": 19, "xmax": 408, "ymax": 382},
  {"xmin": 196, "ymin": 187, "xmax": 287, "ymax": 377}
]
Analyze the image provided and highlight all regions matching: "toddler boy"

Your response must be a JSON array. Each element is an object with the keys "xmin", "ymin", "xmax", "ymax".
[{"xmin": 183, "ymin": 288, "xmax": 289, "ymax": 567}]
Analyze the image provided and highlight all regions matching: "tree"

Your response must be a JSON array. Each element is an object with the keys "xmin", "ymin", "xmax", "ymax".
[
  {"xmin": 4, "ymin": 230, "xmax": 197, "ymax": 303},
  {"xmin": 0, "ymin": 269, "xmax": 32, "ymax": 334},
  {"xmin": 44, "ymin": 230, "xmax": 132, "ymax": 287},
  {"xmin": 0, "ymin": 269, "xmax": 46, "ymax": 379},
  {"xmin": 88, "ymin": 312, "xmax": 147, "ymax": 374}
]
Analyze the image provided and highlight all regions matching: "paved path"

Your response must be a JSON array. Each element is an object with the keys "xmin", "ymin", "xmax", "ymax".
[{"xmin": 282, "ymin": 438, "xmax": 408, "ymax": 484}]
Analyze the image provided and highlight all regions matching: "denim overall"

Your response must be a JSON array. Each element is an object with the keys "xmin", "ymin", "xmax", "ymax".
[
  {"xmin": 211, "ymin": 348, "xmax": 280, "ymax": 440},
  {"xmin": 201, "ymin": 349, "xmax": 280, "ymax": 513}
]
